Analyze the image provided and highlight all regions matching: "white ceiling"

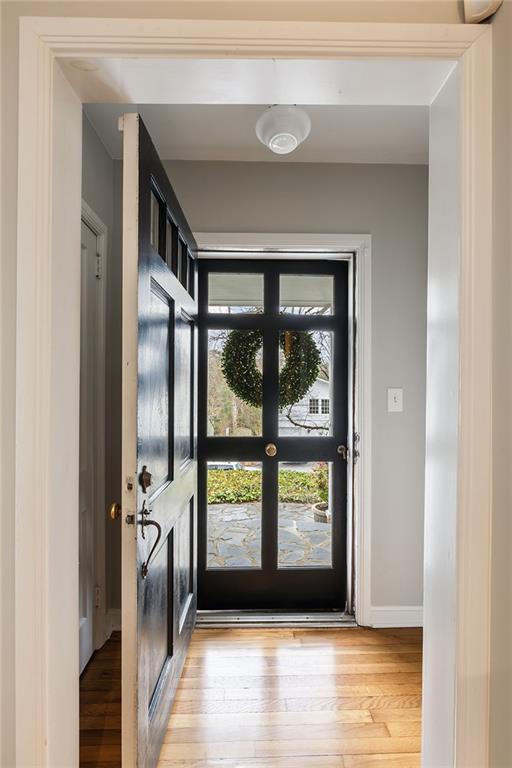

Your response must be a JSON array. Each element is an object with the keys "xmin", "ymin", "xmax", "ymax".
[
  {"xmin": 74, "ymin": 58, "xmax": 453, "ymax": 165},
  {"xmin": 84, "ymin": 103, "xmax": 429, "ymax": 164},
  {"xmin": 62, "ymin": 57, "xmax": 455, "ymax": 106}
]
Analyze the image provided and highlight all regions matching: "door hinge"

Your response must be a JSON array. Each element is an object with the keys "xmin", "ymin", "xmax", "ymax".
[
  {"xmin": 94, "ymin": 585, "xmax": 101, "ymax": 608},
  {"xmin": 353, "ymin": 432, "xmax": 361, "ymax": 463},
  {"xmin": 95, "ymin": 253, "xmax": 103, "ymax": 279}
]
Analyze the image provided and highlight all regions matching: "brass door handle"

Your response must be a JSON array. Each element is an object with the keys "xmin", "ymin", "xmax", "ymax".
[
  {"xmin": 109, "ymin": 502, "xmax": 122, "ymax": 520},
  {"xmin": 265, "ymin": 443, "xmax": 277, "ymax": 457}
]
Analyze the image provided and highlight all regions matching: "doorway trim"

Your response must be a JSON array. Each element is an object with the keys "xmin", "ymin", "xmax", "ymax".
[
  {"xmin": 80, "ymin": 201, "xmax": 108, "ymax": 652},
  {"xmin": 15, "ymin": 15, "xmax": 491, "ymax": 768},
  {"xmin": 195, "ymin": 231, "xmax": 372, "ymax": 626}
]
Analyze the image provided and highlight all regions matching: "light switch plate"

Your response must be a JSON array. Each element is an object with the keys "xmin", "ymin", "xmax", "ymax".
[{"xmin": 387, "ymin": 387, "xmax": 403, "ymax": 413}]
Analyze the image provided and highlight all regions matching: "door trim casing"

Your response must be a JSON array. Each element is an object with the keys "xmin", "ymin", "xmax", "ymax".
[
  {"xmin": 195, "ymin": 232, "xmax": 372, "ymax": 624},
  {"xmin": 15, "ymin": 15, "xmax": 491, "ymax": 768}
]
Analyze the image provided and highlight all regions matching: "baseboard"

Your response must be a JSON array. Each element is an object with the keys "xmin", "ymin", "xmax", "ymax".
[
  {"xmin": 105, "ymin": 608, "xmax": 121, "ymax": 634},
  {"xmin": 368, "ymin": 605, "xmax": 423, "ymax": 628}
]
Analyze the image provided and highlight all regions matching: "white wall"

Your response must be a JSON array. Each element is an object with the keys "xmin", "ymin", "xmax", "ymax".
[
  {"xmin": 421, "ymin": 64, "xmax": 460, "ymax": 768},
  {"xmin": 165, "ymin": 159, "xmax": 428, "ymax": 615},
  {"xmin": 490, "ymin": 3, "xmax": 512, "ymax": 766}
]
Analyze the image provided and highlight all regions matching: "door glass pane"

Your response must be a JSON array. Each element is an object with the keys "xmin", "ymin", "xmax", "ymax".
[
  {"xmin": 208, "ymin": 273, "xmax": 264, "ymax": 313},
  {"xmin": 150, "ymin": 191, "xmax": 161, "ymax": 252},
  {"xmin": 207, "ymin": 461, "xmax": 262, "ymax": 568},
  {"xmin": 280, "ymin": 274, "xmax": 334, "ymax": 315},
  {"xmin": 179, "ymin": 239, "xmax": 188, "ymax": 289},
  {"xmin": 166, "ymin": 218, "xmax": 179, "ymax": 276},
  {"xmin": 278, "ymin": 462, "xmax": 332, "ymax": 568},
  {"xmin": 208, "ymin": 329, "xmax": 262, "ymax": 436},
  {"xmin": 278, "ymin": 330, "xmax": 332, "ymax": 436}
]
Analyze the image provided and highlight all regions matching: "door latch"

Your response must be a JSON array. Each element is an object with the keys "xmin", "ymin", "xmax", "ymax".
[
  {"xmin": 140, "ymin": 499, "xmax": 162, "ymax": 579},
  {"xmin": 337, "ymin": 444, "xmax": 349, "ymax": 460}
]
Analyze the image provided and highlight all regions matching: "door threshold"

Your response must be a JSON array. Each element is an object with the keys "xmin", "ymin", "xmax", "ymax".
[{"xmin": 196, "ymin": 610, "xmax": 357, "ymax": 628}]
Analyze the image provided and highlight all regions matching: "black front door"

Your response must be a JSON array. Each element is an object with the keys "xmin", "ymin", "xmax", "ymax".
[
  {"xmin": 121, "ymin": 114, "xmax": 198, "ymax": 767},
  {"xmin": 198, "ymin": 259, "xmax": 348, "ymax": 611}
]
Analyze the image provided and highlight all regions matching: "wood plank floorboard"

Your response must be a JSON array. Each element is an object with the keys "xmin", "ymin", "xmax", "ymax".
[
  {"xmin": 159, "ymin": 627, "xmax": 422, "ymax": 767},
  {"xmin": 80, "ymin": 632, "xmax": 121, "ymax": 767},
  {"xmin": 80, "ymin": 627, "xmax": 422, "ymax": 767}
]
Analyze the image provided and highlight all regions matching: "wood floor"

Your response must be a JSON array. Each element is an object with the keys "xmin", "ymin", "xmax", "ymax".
[
  {"xmin": 80, "ymin": 631, "xmax": 121, "ymax": 766},
  {"xmin": 80, "ymin": 627, "xmax": 423, "ymax": 767},
  {"xmin": 159, "ymin": 627, "xmax": 423, "ymax": 768}
]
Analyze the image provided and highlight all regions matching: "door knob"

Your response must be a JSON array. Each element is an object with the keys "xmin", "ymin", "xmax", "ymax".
[
  {"xmin": 109, "ymin": 502, "xmax": 122, "ymax": 520},
  {"xmin": 265, "ymin": 443, "xmax": 277, "ymax": 457}
]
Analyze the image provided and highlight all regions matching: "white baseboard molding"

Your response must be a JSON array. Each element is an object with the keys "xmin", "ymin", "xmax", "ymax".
[
  {"xmin": 105, "ymin": 608, "xmax": 121, "ymax": 634},
  {"xmin": 368, "ymin": 605, "xmax": 423, "ymax": 628}
]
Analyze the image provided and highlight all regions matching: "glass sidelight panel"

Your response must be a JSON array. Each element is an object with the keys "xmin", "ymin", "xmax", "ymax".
[
  {"xmin": 278, "ymin": 462, "xmax": 332, "ymax": 568},
  {"xmin": 278, "ymin": 330, "xmax": 332, "ymax": 436},
  {"xmin": 280, "ymin": 274, "xmax": 334, "ymax": 315},
  {"xmin": 207, "ymin": 462, "xmax": 262, "ymax": 568},
  {"xmin": 207, "ymin": 329, "xmax": 262, "ymax": 436},
  {"xmin": 208, "ymin": 273, "xmax": 264, "ymax": 314}
]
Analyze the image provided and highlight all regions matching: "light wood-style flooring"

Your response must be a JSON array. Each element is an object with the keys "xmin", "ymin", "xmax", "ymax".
[
  {"xmin": 79, "ymin": 627, "xmax": 423, "ymax": 767},
  {"xmin": 158, "ymin": 627, "xmax": 423, "ymax": 768}
]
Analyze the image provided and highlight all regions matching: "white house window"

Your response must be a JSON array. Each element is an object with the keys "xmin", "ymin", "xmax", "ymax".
[
  {"xmin": 321, "ymin": 398, "xmax": 330, "ymax": 415},
  {"xmin": 309, "ymin": 398, "xmax": 319, "ymax": 414}
]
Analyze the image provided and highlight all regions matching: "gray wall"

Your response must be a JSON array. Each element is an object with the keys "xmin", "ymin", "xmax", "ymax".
[
  {"xmin": 490, "ymin": 3, "xmax": 512, "ymax": 765},
  {"xmin": 83, "ymin": 144, "xmax": 429, "ymax": 616},
  {"xmin": 165, "ymin": 159, "xmax": 428, "ymax": 609},
  {"xmin": 82, "ymin": 114, "xmax": 121, "ymax": 612}
]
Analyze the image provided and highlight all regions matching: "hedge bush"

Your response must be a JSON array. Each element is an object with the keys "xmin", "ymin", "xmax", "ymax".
[{"xmin": 207, "ymin": 466, "xmax": 328, "ymax": 505}]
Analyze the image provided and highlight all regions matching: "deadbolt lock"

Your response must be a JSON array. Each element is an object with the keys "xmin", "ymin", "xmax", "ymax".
[{"xmin": 265, "ymin": 443, "xmax": 277, "ymax": 457}]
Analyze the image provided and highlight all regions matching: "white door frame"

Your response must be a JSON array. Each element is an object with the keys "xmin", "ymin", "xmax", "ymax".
[
  {"xmin": 194, "ymin": 231, "xmax": 372, "ymax": 626},
  {"xmin": 80, "ymin": 201, "xmax": 108, "ymax": 653},
  {"xmin": 15, "ymin": 16, "xmax": 492, "ymax": 768}
]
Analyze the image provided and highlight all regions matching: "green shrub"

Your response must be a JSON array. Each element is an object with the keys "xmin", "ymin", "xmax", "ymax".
[{"xmin": 207, "ymin": 466, "xmax": 328, "ymax": 505}]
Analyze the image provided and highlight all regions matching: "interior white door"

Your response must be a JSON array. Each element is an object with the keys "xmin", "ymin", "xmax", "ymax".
[{"xmin": 79, "ymin": 220, "xmax": 99, "ymax": 673}]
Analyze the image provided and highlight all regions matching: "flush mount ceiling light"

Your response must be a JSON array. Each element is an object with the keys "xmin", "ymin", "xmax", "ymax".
[{"xmin": 255, "ymin": 105, "xmax": 311, "ymax": 155}]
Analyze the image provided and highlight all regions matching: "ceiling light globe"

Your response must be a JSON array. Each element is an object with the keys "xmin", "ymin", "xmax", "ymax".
[
  {"xmin": 269, "ymin": 132, "xmax": 299, "ymax": 155},
  {"xmin": 256, "ymin": 106, "xmax": 311, "ymax": 155}
]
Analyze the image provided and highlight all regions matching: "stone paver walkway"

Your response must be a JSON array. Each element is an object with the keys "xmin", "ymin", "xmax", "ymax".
[{"xmin": 207, "ymin": 502, "xmax": 331, "ymax": 569}]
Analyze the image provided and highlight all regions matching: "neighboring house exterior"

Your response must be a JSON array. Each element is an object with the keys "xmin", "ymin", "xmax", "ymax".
[{"xmin": 278, "ymin": 378, "xmax": 331, "ymax": 436}]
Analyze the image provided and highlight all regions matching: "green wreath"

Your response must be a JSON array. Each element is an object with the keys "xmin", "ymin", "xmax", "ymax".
[{"xmin": 221, "ymin": 329, "xmax": 320, "ymax": 408}]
